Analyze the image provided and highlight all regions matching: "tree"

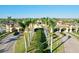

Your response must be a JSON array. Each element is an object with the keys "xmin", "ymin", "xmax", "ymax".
[
  {"xmin": 18, "ymin": 19, "xmax": 32, "ymax": 31},
  {"xmin": 27, "ymin": 28, "xmax": 48, "ymax": 53}
]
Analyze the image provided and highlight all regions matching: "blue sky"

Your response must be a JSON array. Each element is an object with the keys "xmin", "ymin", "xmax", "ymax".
[{"xmin": 0, "ymin": 5, "xmax": 79, "ymax": 18}]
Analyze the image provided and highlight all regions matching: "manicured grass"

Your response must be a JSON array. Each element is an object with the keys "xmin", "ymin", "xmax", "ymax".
[
  {"xmin": 15, "ymin": 36, "xmax": 25, "ymax": 53},
  {"xmin": 0, "ymin": 32, "xmax": 10, "ymax": 41},
  {"xmin": 60, "ymin": 32, "xmax": 66, "ymax": 36},
  {"xmin": 75, "ymin": 32, "xmax": 79, "ymax": 35},
  {"xmin": 53, "ymin": 33, "xmax": 58, "ymax": 39},
  {"xmin": 52, "ymin": 35, "xmax": 64, "ymax": 53},
  {"xmin": 15, "ymin": 32, "xmax": 29, "ymax": 53},
  {"xmin": 69, "ymin": 32, "xmax": 79, "ymax": 39}
]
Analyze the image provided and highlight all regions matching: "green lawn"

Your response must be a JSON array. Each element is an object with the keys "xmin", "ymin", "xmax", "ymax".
[
  {"xmin": 15, "ymin": 36, "xmax": 25, "ymax": 53},
  {"xmin": 0, "ymin": 32, "xmax": 10, "ymax": 41},
  {"xmin": 15, "ymin": 32, "xmax": 29, "ymax": 53},
  {"xmin": 69, "ymin": 32, "xmax": 79, "ymax": 39},
  {"xmin": 52, "ymin": 34, "xmax": 64, "ymax": 53},
  {"xmin": 75, "ymin": 32, "xmax": 79, "ymax": 35}
]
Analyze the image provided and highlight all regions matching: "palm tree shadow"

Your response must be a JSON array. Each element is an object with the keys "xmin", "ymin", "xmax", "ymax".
[
  {"xmin": 53, "ymin": 38, "xmax": 60, "ymax": 44},
  {"xmin": 0, "ymin": 48, "xmax": 8, "ymax": 53},
  {"xmin": 4, "ymin": 38, "xmax": 17, "ymax": 44},
  {"xmin": 0, "ymin": 38, "xmax": 18, "ymax": 53},
  {"xmin": 52, "ymin": 36, "xmax": 71, "ymax": 52}
]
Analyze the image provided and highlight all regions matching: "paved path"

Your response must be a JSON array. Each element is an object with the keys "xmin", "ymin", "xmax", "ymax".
[
  {"xmin": 62, "ymin": 33, "xmax": 79, "ymax": 53},
  {"xmin": 55, "ymin": 31, "xmax": 79, "ymax": 53},
  {"xmin": 0, "ymin": 33, "xmax": 19, "ymax": 53}
]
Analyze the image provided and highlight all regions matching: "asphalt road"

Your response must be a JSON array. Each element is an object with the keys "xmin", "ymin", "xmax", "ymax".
[
  {"xmin": 55, "ymin": 31, "xmax": 79, "ymax": 53},
  {"xmin": 63, "ymin": 33, "xmax": 79, "ymax": 53},
  {"xmin": 0, "ymin": 33, "xmax": 19, "ymax": 53}
]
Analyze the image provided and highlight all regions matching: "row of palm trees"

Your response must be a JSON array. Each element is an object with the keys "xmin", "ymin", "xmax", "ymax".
[
  {"xmin": 27, "ymin": 28, "xmax": 48, "ymax": 53},
  {"xmin": 0, "ymin": 17, "xmax": 65, "ymax": 53},
  {"xmin": 0, "ymin": 17, "xmax": 56, "ymax": 30}
]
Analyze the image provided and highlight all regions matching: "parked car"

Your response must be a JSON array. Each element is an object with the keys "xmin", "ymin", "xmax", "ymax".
[
  {"xmin": 13, "ymin": 31, "xmax": 20, "ymax": 36},
  {"xmin": 68, "ymin": 35, "xmax": 71, "ymax": 39}
]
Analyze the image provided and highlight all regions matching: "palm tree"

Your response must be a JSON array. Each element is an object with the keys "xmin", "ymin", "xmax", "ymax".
[{"xmin": 27, "ymin": 28, "xmax": 48, "ymax": 53}]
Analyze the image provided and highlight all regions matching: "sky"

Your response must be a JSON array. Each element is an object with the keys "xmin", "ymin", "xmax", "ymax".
[{"xmin": 0, "ymin": 5, "xmax": 79, "ymax": 18}]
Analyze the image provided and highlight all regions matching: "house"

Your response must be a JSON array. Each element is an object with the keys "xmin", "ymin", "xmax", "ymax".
[
  {"xmin": 4, "ymin": 21, "xmax": 21, "ymax": 32},
  {"xmin": 56, "ymin": 20, "xmax": 79, "ymax": 32}
]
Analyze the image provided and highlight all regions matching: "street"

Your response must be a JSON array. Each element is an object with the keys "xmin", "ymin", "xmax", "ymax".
[
  {"xmin": 63, "ymin": 33, "xmax": 79, "ymax": 53},
  {"xmin": 55, "ymin": 31, "xmax": 79, "ymax": 53},
  {"xmin": 0, "ymin": 33, "xmax": 19, "ymax": 53}
]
